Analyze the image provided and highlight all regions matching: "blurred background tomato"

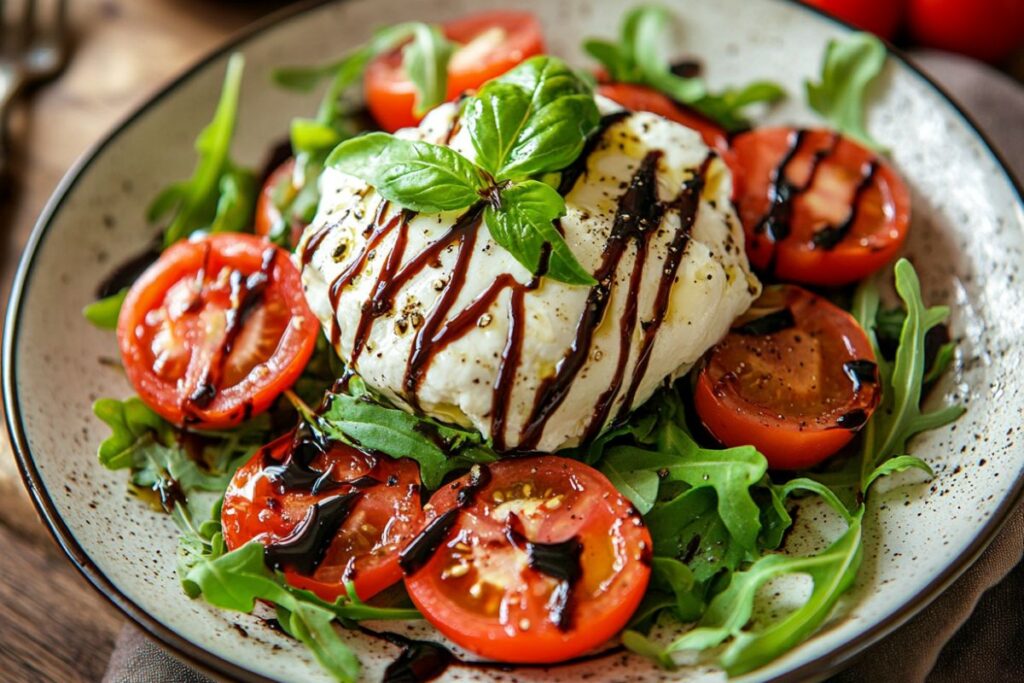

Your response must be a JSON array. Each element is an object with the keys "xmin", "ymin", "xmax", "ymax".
[{"xmin": 804, "ymin": 0, "xmax": 1024, "ymax": 64}]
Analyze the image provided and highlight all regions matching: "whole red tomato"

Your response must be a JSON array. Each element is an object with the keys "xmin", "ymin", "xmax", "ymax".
[
  {"xmin": 803, "ymin": 0, "xmax": 904, "ymax": 40},
  {"xmin": 908, "ymin": 0, "xmax": 1024, "ymax": 63}
]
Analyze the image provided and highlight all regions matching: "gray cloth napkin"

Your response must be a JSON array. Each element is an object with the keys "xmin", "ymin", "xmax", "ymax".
[{"xmin": 102, "ymin": 51, "xmax": 1024, "ymax": 683}]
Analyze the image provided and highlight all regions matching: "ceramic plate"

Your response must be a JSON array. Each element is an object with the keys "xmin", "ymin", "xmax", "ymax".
[{"xmin": 5, "ymin": 0, "xmax": 1023, "ymax": 681}]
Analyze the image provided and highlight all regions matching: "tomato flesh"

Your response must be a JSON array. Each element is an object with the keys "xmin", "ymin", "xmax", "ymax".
[
  {"xmin": 695, "ymin": 286, "xmax": 881, "ymax": 469},
  {"xmin": 222, "ymin": 430, "xmax": 424, "ymax": 601},
  {"xmin": 403, "ymin": 457, "xmax": 651, "ymax": 663},
  {"xmin": 117, "ymin": 234, "xmax": 319, "ymax": 428},
  {"xmin": 733, "ymin": 127, "xmax": 910, "ymax": 286},
  {"xmin": 365, "ymin": 10, "xmax": 545, "ymax": 132}
]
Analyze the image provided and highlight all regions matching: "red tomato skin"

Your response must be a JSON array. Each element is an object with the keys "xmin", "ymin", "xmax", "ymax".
[
  {"xmin": 254, "ymin": 158, "xmax": 305, "ymax": 248},
  {"xmin": 908, "ymin": 0, "xmax": 1024, "ymax": 63},
  {"xmin": 365, "ymin": 10, "xmax": 545, "ymax": 132},
  {"xmin": 117, "ymin": 234, "xmax": 319, "ymax": 428},
  {"xmin": 694, "ymin": 287, "xmax": 881, "ymax": 470},
  {"xmin": 733, "ymin": 128, "xmax": 910, "ymax": 287},
  {"xmin": 404, "ymin": 457, "xmax": 652, "ymax": 663},
  {"xmin": 222, "ymin": 433, "xmax": 424, "ymax": 601},
  {"xmin": 803, "ymin": 0, "xmax": 905, "ymax": 40}
]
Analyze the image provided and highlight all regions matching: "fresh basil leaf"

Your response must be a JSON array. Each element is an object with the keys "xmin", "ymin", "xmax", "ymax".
[
  {"xmin": 159, "ymin": 53, "xmax": 252, "ymax": 246},
  {"xmin": 83, "ymin": 289, "xmax": 127, "ymax": 329},
  {"xmin": 663, "ymin": 509, "xmax": 864, "ymax": 676},
  {"xmin": 317, "ymin": 381, "xmax": 496, "ymax": 489},
  {"xmin": 210, "ymin": 167, "xmax": 257, "ymax": 234},
  {"xmin": 466, "ymin": 57, "xmax": 600, "ymax": 179},
  {"xmin": 805, "ymin": 32, "xmax": 887, "ymax": 152},
  {"xmin": 402, "ymin": 23, "xmax": 454, "ymax": 116},
  {"xmin": 327, "ymin": 132, "xmax": 486, "ymax": 212},
  {"xmin": 483, "ymin": 180, "xmax": 595, "ymax": 286},
  {"xmin": 183, "ymin": 542, "xmax": 361, "ymax": 682}
]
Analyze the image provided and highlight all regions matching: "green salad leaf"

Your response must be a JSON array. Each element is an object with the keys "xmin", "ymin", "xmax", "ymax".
[
  {"xmin": 805, "ymin": 32, "xmax": 887, "ymax": 151},
  {"xmin": 314, "ymin": 376, "xmax": 497, "ymax": 489},
  {"xmin": 328, "ymin": 56, "xmax": 599, "ymax": 286},
  {"xmin": 583, "ymin": 5, "xmax": 785, "ymax": 131},
  {"xmin": 83, "ymin": 289, "xmax": 127, "ymax": 329},
  {"xmin": 152, "ymin": 54, "xmax": 256, "ymax": 246}
]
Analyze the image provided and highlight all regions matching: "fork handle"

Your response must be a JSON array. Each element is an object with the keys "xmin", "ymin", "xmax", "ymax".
[{"xmin": 0, "ymin": 67, "xmax": 24, "ymax": 182}]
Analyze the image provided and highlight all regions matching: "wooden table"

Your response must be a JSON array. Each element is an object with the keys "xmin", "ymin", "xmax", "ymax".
[{"xmin": 0, "ymin": 1, "xmax": 288, "ymax": 679}]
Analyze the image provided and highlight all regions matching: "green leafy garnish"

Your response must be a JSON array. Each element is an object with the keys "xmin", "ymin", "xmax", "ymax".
[
  {"xmin": 583, "ymin": 5, "xmax": 785, "ymax": 131},
  {"xmin": 614, "ymin": 259, "xmax": 963, "ymax": 675},
  {"xmin": 268, "ymin": 23, "xmax": 454, "ymax": 243},
  {"xmin": 83, "ymin": 289, "xmax": 127, "ymax": 329},
  {"xmin": 312, "ymin": 376, "xmax": 496, "ymax": 489},
  {"xmin": 328, "ymin": 56, "xmax": 599, "ymax": 285},
  {"xmin": 805, "ymin": 32, "xmax": 888, "ymax": 152},
  {"xmin": 150, "ymin": 54, "xmax": 256, "ymax": 247}
]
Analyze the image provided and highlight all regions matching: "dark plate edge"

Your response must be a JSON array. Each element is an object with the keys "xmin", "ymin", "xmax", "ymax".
[{"xmin": 3, "ymin": 1, "xmax": 1023, "ymax": 682}]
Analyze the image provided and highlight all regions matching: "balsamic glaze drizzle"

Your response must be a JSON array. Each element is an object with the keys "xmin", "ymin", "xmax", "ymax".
[
  {"xmin": 263, "ymin": 491, "xmax": 362, "ymax": 575},
  {"xmin": 842, "ymin": 359, "xmax": 879, "ymax": 393},
  {"xmin": 733, "ymin": 308, "xmax": 797, "ymax": 336},
  {"xmin": 506, "ymin": 522, "xmax": 583, "ymax": 631}
]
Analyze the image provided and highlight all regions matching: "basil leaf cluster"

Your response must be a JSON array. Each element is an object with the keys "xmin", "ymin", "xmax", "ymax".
[
  {"xmin": 327, "ymin": 55, "xmax": 600, "ymax": 286},
  {"xmin": 583, "ymin": 5, "xmax": 785, "ymax": 131}
]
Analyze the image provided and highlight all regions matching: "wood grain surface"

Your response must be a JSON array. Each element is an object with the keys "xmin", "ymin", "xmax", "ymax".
[{"xmin": 0, "ymin": 2, "xmax": 289, "ymax": 680}]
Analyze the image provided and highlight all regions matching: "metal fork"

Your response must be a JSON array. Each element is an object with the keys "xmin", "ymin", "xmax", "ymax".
[{"xmin": 0, "ymin": 0, "xmax": 70, "ymax": 180}]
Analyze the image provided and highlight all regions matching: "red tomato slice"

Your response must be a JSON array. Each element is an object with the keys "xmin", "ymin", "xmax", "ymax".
[
  {"xmin": 365, "ymin": 10, "xmax": 545, "ymax": 132},
  {"xmin": 255, "ymin": 158, "xmax": 306, "ymax": 248},
  {"xmin": 732, "ymin": 127, "xmax": 910, "ymax": 286},
  {"xmin": 402, "ymin": 457, "xmax": 651, "ymax": 663},
  {"xmin": 117, "ymin": 233, "xmax": 319, "ymax": 428},
  {"xmin": 596, "ymin": 82, "xmax": 743, "ymax": 199},
  {"xmin": 694, "ymin": 285, "xmax": 881, "ymax": 469},
  {"xmin": 222, "ymin": 429, "xmax": 424, "ymax": 601}
]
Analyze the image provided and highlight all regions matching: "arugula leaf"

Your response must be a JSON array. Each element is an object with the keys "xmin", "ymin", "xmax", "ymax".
[
  {"xmin": 863, "ymin": 455, "xmax": 933, "ymax": 492},
  {"xmin": 403, "ymin": 23, "xmax": 454, "ymax": 116},
  {"xmin": 327, "ymin": 132, "xmax": 487, "ymax": 212},
  {"xmin": 854, "ymin": 259, "xmax": 965, "ymax": 489},
  {"xmin": 483, "ymin": 180, "xmax": 595, "ymax": 285},
  {"xmin": 83, "ymin": 289, "xmax": 127, "ymax": 329},
  {"xmin": 183, "ymin": 542, "xmax": 361, "ymax": 682},
  {"xmin": 583, "ymin": 5, "xmax": 784, "ymax": 131},
  {"xmin": 805, "ymin": 32, "xmax": 887, "ymax": 152},
  {"xmin": 156, "ymin": 54, "xmax": 253, "ymax": 246},
  {"xmin": 210, "ymin": 167, "xmax": 257, "ymax": 234},
  {"xmin": 94, "ymin": 397, "xmax": 171, "ymax": 470},
  {"xmin": 632, "ymin": 509, "xmax": 863, "ymax": 676},
  {"xmin": 315, "ymin": 377, "xmax": 496, "ymax": 489}
]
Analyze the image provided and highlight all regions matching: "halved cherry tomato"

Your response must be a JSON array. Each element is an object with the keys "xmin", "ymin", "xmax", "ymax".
[
  {"xmin": 597, "ymin": 82, "xmax": 743, "ymax": 198},
  {"xmin": 117, "ymin": 233, "xmax": 319, "ymax": 428},
  {"xmin": 403, "ymin": 457, "xmax": 651, "ymax": 663},
  {"xmin": 732, "ymin": 127, "xmax": 910, "ymax": 286},
  {"xmin": 222, "ymin": 429, "xmax": 424, "ymax": 601},
  {"xmin": 365, "ymin": 11, "xmax": 545, "ymax": 132},
  {"xmin": 255, "ymin": 158, "xmax": 306, "ymax": 248},
  {"xmin": 694, "ymin": 285, "xmax": 881, "ymax": 469}
]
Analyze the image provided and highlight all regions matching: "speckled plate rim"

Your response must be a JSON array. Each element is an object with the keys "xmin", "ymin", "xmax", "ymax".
[{"xmin": 4, "ymin": 1, "xmax": 1023, "ymax": 681}]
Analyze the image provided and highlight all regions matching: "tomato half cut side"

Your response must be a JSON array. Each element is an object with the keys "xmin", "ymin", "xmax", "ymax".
[
  {"xmin": 222, "ymin": 428, "xmax": 424, "ymax": 601},
  {"xmin": 365, "ymin": 10, "xmax": 545, "ymax": 132},
  {"xmin": 732, "ymin": 127, "xmax": 910, "ymax": 286},
  {"xmin": 255, "ymin": 158, "xmax": 306, "ymax": 248},
  {"xmin": 694, "ymin": 285, "xmax": 881, "ymax": 469},
  {"xmin": 117, "ymin": 233, "xmax": 320, "ymax": 428},
  {"xmin": 402, "ymin": 456, "xmax": 652, "ymax": 663}
]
